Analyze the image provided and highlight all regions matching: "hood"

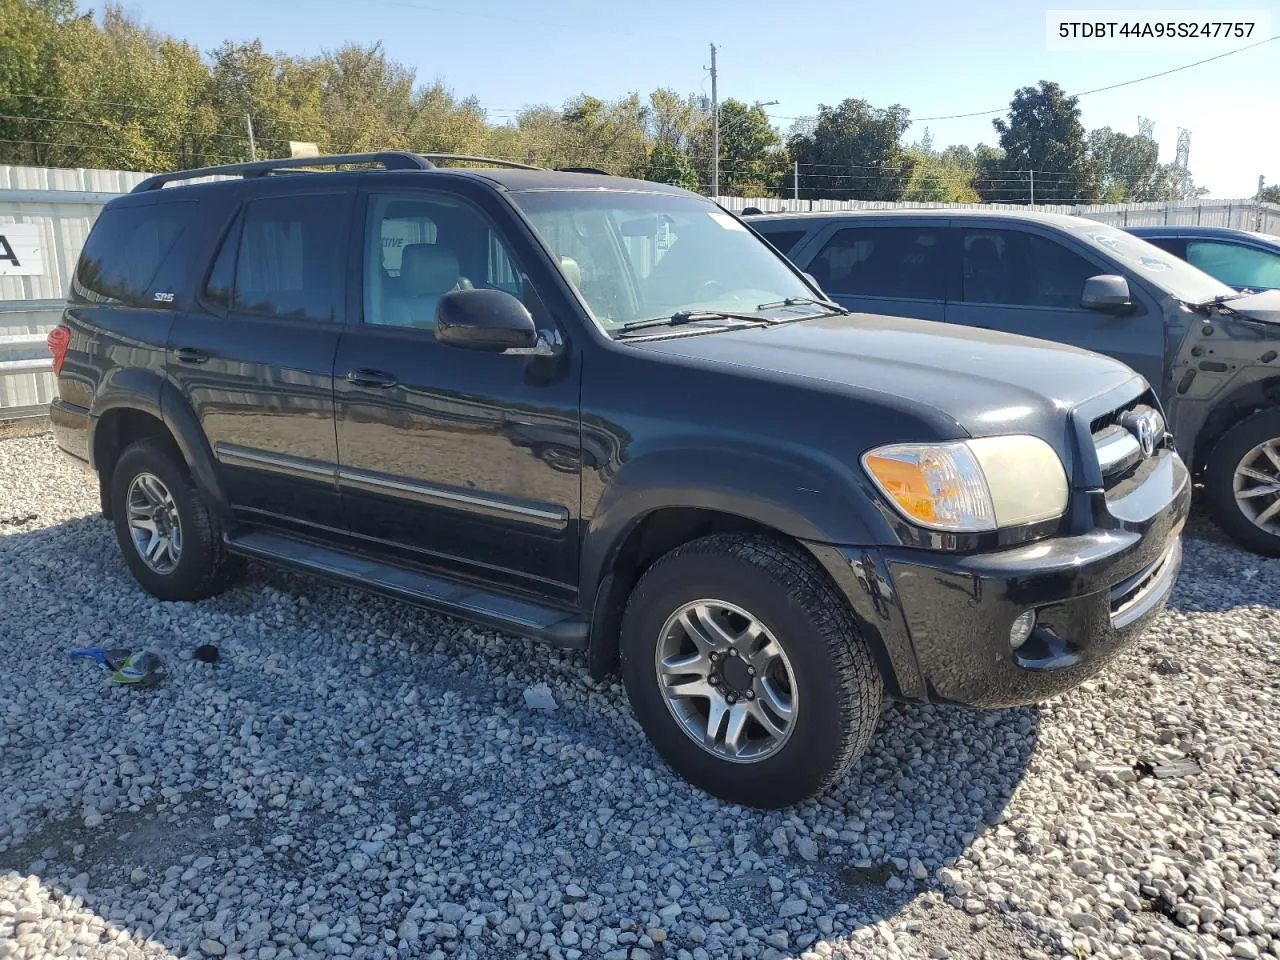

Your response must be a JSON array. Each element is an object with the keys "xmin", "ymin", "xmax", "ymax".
[
  {"xmin": 1226, "ymin": 288, "xmax": 1280, "ymax": 324},
  {"xmin": 631, "ymin": 312, "xmax": 1143, "ymax": 437}
]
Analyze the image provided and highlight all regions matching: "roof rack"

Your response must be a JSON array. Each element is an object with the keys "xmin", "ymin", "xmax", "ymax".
[
  {"xmin": 130, "ymin": 150, "xmax": 544, "ymax": 193},
  {"xmin": 420, "ymin": 154, "xmax": 541, "ymax": 170},
  {"xmin": 131, "ymin": 152, "xmax": 434, "ymax": 192},
  {"xmin": 556, "ymin": 166, "xmax": 609, "ymax": 175}
]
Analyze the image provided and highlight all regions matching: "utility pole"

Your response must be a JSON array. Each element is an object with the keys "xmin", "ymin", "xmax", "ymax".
[
  {"xmin": 1028, "ymin": 169, "xmax": 1035, "ymax": 206},
  {"xmin": 709, "ymin": 43, "xmax": 719, "ymax": 198},
  {"xmin": 1258, "ymin": 174, "xmax": 1267, "ymax": 230},
  {"xmin": 246, "ymin": 114, "xmax": 258, "ymax": 162},
  {"xmin": 794, "ymin": 160, "xmax": 799, "ymax": 202}
]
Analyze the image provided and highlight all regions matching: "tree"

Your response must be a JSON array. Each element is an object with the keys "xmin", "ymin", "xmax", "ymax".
[
  {"xmin": 318, "ymin": 42, "xmax": 415, "ymax": 154},
  {"xmin": 1087, "ymin": 127, "xmax": 1181, "ymax": 202},
  {"xmin": 978, "ymin": 81, "xmax": 1099, "ymax": 204},
  {"xmin": 0, "ymin": 0, "xmax": 86, "ymax": 166},
  {"xmin": 786, "ymin": 99, "xmax": 915, "ymax": 201},
  {"xmin": 1262, "ymin": 185, "xmax": 1280, "ymax": 204},
  {"xmin": 50, "ymin": 6, "xmax": 220, "ymax": 170},
  {"xmin": 208, "ymin": 40, "xmax": 326, "ymax": 162},
  {"xmin": 701, "ymin": 99, "xmax": 785, "ymax": 197},
  {"xmin": 645, "ymin": 140, "xmax": 698, "ymax": 190}
]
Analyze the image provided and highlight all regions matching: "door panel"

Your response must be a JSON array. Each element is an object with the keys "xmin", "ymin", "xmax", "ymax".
[
  {"xmin": 167, "ymin": 190, "xmax": 352, "ymax": 529},
  {"xmin": 945, "ymin": 226, "xmax": 1167, "ymax": 390},
  {"xmin": 798, "ymin": 222, "xmax": 948, "ymax": 321},
  {"xmin": 334, "ymin": 189, "xmax": 581, "ymax": 598}
]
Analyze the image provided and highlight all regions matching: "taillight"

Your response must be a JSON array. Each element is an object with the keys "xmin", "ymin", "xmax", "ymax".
[{"xmin": 48, "ymin": 325, "xmax": 71, "ymax": 374}]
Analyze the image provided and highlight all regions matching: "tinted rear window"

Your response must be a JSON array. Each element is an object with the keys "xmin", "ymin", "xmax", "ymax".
[
  {"xmin": 232, "ymin": 194, "xmax": 347, "ymax": 322},
  {"xmin": 811, "ymin": 226, "xmax": 946, "ymax": 300},
  {"xmin": 72, "ymin": 203, "xmax": 192, "ymax": 306}
]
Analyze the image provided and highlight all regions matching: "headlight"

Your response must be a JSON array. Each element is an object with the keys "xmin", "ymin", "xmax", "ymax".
[{"xmin": 862, "ymin": 435, "xmax": 1068, "ymax": 533}]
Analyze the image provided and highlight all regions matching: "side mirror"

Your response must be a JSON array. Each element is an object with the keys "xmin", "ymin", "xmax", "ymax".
[
  {"xmin": 1081, "ymin": 274, "xmax": 1133, "ymax": 314},
  {"xmin": 436, "ymin": 288, "xmax": 537, "ymax": 352}
]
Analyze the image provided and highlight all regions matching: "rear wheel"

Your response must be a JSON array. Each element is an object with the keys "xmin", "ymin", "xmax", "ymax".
[
  {"xmin": 110, "ymin": 438, "xmax": 241, "ymax": 600},
  {"xmin": 1204, "ymin": 410, "xmax": 1280, "ymax": 557},
  {"xmin": 620, "ymin": 533, "xmax": 883, "ymax": 808}
]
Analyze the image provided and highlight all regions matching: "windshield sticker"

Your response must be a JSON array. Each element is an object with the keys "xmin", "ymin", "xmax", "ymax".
[
  {"xmin": 1087, "ymin": 230, "xmax": 1167, "ymax": 270},
  {"xmin": 708, "ymin": 211, "xmax": 748, "ymax": 232}
]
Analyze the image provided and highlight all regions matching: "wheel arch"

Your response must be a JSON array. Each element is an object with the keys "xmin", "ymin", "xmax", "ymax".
[
  {"xmin": 583, "ymin": 504, "xmax": 916, "ymax": 701},
  {"xmin": 89, "ymin": 377, "xmax": 227, "ymax": 520},
  {"xmin": 1190, "ymin": 374, "xmax": 1280, "ymax": 474}
]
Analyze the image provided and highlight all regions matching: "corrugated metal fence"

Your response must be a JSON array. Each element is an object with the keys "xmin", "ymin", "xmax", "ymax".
[
  {"xmin": 3, "ymin": 161, "xmax": 1280, "ymax": 419},
  {"xmin": 1, "ymin": 166, "xmax": 150, "ymax": 417},
  {"xmin": 714, "ymin": 195, "xmax": 1280, "ymax": 234}
]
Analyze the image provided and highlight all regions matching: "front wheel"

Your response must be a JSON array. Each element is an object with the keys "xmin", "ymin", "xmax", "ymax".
[
  {"xmin": 1204, "ymin": 410, "xmax": 1280, "ymax": 557},
  {"xmin": 620, "ymin": 534, "xmax": 883, "ymax": 809}
]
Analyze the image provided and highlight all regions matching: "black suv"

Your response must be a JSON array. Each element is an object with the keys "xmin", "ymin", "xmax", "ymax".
[
  {"xmin": 748, "ymin": 209, "xmax": 1280, "ymax": 556},
  {"xmin": 49, "ymin": 153, "xmax": 1189, "ymax": 808}
]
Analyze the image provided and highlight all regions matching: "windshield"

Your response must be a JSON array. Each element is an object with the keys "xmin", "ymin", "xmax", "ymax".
[
  {"xmin": 510, "ymin": 190, "xmax": 820, "ymax": 331},
  {"xmin": 1066, "ymin": 220, "xmax": 1236, "ymax": 305}
]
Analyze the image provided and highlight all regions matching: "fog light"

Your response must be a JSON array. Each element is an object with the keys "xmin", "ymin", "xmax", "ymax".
[{"xmin": 1010, "ymin": 610, "xmax": 1036, "ymax": 650}]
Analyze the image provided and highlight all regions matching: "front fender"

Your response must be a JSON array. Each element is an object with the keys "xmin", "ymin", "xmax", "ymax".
[{"xmin": 580, "ymin": 443, "xmax": 889, "ymax": 602}]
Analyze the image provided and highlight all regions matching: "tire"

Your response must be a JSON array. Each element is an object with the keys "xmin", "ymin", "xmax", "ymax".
[
  {"xmin": 109, "ymin": 437, "xmax": 241, "ymax": 601},
  {"xmin": 619, "ymin": 533, "xmax": 883, "ymax": 809},
  {"xmin": 1204, "ymin": 409, "xmax": 1280, "ymax": 557}
]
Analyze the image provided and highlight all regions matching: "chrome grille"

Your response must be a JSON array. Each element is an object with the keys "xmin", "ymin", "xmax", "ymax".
[{"xmin": 1091, "ymin": 400, "xmax": 1166, "ymax": 488}]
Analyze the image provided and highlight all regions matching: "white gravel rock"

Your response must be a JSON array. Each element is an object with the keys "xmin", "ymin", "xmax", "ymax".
[{"xmin": 1, "ymin": 431, "xmax": 1278, "ymax": 960}]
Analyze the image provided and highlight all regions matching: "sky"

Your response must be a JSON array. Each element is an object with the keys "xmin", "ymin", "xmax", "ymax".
[{"xmin": 122, "ymin": 0, "xmax": 1280, "ymax": 198}]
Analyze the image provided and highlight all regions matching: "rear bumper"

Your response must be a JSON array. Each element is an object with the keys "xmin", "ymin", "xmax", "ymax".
[
  {"xmin": 812, "ymin": 449, "xmax": 1191, "ymax": 708},
  {"xmin": 50, "ymin": 398, "xmax": 91, "ymax": 466}
]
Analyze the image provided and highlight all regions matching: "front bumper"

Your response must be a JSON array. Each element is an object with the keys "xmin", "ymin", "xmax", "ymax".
[{"xmin": 812, "ymin": 448, "xmax": 1191, "ymax": 708}]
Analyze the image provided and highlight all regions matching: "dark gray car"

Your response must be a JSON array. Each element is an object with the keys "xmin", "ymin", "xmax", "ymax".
[{"xmin": 748, "ymin": 208, "xmax": 1280, "ymax": 556}]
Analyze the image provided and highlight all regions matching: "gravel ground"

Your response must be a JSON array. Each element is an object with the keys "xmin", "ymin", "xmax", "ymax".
[{"xmin": 1, "ymin": 431, "xmax": 1278, "ymax": 960}]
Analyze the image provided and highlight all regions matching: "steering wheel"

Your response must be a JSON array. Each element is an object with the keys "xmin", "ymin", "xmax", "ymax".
[{"xmin": 696, "ymin": 279, "xmax": 727, "ymax": 300}]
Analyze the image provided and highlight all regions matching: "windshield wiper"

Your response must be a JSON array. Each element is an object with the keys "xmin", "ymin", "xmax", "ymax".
[
  {"xmin": 1191, "ymin": 292, "xmax": 1249, "ymax": 314},
  {"xmin": 616, "ymin": 310, "xmax": 770, "ymax": 335},
  {"xmin": 755, "ymin": 296, "xmax": 848, "ymax": 313},
  {"xmin": 1199, "ymin": 292, "xmax": 1248, "ymax": 306}
]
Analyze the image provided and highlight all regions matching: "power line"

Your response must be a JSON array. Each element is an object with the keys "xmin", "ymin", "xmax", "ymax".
[
  {"xmin": 0, "ymin": 112, "xmax": 269, "ymax": 144},
  {"xmin": 913, "ymin": 34, "xmax": 1278, "ymax": 122},
  {"xmin": 0, "ymin": 137, "xmax": 244, "ymax": 164}
]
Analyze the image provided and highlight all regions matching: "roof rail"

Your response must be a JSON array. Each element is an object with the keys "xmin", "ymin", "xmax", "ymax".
[
  {"xmin": 130, "ymin": 151, "xmax": 434, "ymax": 193},
  {"xmin": 556, "ymin": 166, "xmax": 609, "ymax": 175},
  {"xmin": 420, "ymin": 154, "xmax": 542, "ymax": 170}
]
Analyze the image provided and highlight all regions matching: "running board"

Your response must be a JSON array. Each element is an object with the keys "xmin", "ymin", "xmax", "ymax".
[{"xmin": 225, "ymin": 529, "xmax": 589, "ymax": 649}]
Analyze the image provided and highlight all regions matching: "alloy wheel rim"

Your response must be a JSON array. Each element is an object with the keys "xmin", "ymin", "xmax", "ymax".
[
  {"xmin": 127, "ymin": 472, "xmax": 183, "ymax": 574},
  {"xmin": 1233, "ymin": 438, "xmax": 1280, "ymax": 535},
  {"xmin": 655, "ymin": 599, "xmax": 798, "ymax": 763}
]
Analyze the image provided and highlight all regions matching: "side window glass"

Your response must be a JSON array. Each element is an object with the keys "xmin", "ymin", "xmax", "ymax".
[
  {"xmin": 1025, "ymin": 234, "xmax": 1100, "ymax": 308},
  {"xmin": 1144, "ymin": 237, "xmax": 1184, "ymax": 257},
  {"xmin": 961, "ymin": 229, "xmax": 1028, "ymax": 305},
  {"xmin": 961, "ymin": 229, "xmax": 1097, "ymax": 308},
  {"xmin": 758, "ymin": 229, "xmax": 807, "ymax": 255},
  {"xmin": 1187, "ymin": 241, "xmax": 1280, "ymax": 290},
  {"xmin": 232, "ymin": 194, "xmax": 346, "ymax": 322},
  {"xmin": 811, "ymin": 227, "xmax": 945, "ymax": 300},
  {"xmin": 364, "ymin": 194, "xmax": 527, "ymax": 330},
  {"xmin": 203, "ymin": 216, "xmax": 240, "ymax": 309},
  {"xmin": 72, "ymin": 203, "xmax": 193, "ymax": 306}
]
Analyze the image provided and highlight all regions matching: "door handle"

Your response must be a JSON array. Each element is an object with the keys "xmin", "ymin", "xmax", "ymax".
[
  {"xmin": 345, "ymin": 368, "xmax": 398, "ymax": 388},
  {"xmin": 175, "ymin": 347, "xmax": 209, "ymax": 364}
]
